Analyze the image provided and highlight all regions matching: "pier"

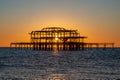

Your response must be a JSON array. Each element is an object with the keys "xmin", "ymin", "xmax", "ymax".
[
  {"xmin": 85, "ymin": 43, "xmax": 114, "ymax": 49},
  {"xmin": 10, "ymin": 27, "xmax": 114, "ymax": 50}
]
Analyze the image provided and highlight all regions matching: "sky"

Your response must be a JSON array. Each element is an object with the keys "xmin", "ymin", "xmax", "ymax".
[{"xmin": 0, "ymin": 0, "xmax": 120, "ymax": 47}]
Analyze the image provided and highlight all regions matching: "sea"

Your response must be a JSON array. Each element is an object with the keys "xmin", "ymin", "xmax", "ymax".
[{"xmin": 0, "ymin": 48, "xmax": 120, "ymax": 80}]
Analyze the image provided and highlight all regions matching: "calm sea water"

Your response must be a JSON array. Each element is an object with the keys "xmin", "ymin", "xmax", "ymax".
[{"xmin": 0, "ymin": 48, "xmax": 120, "ymax": 80}]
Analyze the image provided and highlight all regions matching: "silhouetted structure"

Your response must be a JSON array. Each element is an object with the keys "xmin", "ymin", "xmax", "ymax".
[{"xmin": 10, "ymin": 27, "xmax": 114, "ymax": 50}]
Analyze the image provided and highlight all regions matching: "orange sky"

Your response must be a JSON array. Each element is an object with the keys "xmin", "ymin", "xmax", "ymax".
[{"xmin": 0, "ymin": 0, "xmax": 120, "ymax": 47}]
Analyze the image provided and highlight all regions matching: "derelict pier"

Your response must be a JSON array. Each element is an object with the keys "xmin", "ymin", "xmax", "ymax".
[{"xmin": 10, "ymin": 27, "xmax": 114, "ymax": 50}]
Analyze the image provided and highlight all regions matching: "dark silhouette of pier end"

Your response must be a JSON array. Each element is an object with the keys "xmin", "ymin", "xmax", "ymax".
[{"xmin": 10, "ymin": 27, "xmax": 114, "ymax": 50}]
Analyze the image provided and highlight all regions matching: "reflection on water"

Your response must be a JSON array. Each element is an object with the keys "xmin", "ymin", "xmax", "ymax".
[
  {"xmin": 32, "ymin": 74, "xmax": 67, "ymax": 80},
  {"xmin": 52, "ymin": 44, "xmax": 59, "ymax": 55},
  {"xmin": 47, "ymin": 74, "xmax": 66, "ymax": 80},
  {"xmin": 0, "ymin": 48, "xmax": 120, "ymax": 80}
]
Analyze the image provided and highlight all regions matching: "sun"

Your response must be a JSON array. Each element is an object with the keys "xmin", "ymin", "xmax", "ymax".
[
  {"xmin": 55, "ymin": 35, "xmax": 58, "ymax": 41},
  {"xmin": 55, "ymin": 37, "xmax": 58, "ymax": 41}
]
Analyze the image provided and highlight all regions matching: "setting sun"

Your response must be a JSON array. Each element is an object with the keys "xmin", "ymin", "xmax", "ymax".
[
  {"xmin": 0, "ymin": 1, "xmax": 120, "ymax": 80},
  {"xmin": 0, "ymin": 0, "xmax": 120, "ymax": 47},
  {"xmin": 55, "ymin": 37, "xmax": 58, "ymax": 41}
]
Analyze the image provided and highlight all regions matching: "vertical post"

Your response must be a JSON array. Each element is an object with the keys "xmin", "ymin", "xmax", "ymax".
[
  {"xmin": 81, "ymin": 38, "xmax": 84, "ymax": 50},
  {"xmin": 103, "ymin": 44, "xmax": 106, "ymax": 50}
]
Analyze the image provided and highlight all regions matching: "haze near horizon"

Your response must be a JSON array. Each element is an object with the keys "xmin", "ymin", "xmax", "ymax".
[{"xmin": 0, "ymin": 0, "xmax": 120, "ymax": 47}]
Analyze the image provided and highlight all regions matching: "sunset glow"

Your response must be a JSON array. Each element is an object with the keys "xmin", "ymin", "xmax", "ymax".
[
  {"xmin": 0, "ymin": 0, "xmax": 120, "ymax": 47},
  {"xmin": 55, "ymin": 36, "xmax": 59, "ymax": 41}
]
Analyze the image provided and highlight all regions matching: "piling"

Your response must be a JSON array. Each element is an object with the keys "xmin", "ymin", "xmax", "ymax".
[{"xmin": 10, "ymin": 27, "xmax": 114, "ymax": 50}]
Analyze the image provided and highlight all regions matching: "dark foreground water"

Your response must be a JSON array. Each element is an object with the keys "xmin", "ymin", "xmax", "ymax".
[{"xmin": 0, "ymin": 48, "xmax": 120, "ymax": 80}]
